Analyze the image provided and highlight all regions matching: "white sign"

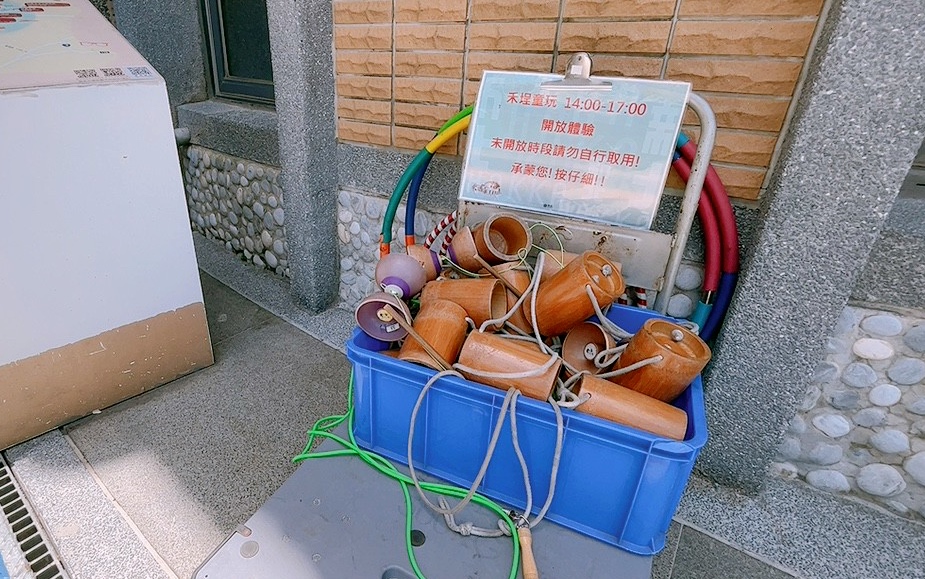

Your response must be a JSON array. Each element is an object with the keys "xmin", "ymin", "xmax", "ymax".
[{"xmin": 460, "ymin": 71, "xmax": 690, "ymax": 229}]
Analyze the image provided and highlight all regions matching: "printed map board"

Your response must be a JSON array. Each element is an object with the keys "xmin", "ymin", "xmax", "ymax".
[{"xmin": 0, "ymin": 0, "xmax": 157, "ymax": 91}]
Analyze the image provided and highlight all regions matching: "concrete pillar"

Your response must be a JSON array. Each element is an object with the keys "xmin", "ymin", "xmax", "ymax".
[
  {"xmin": 111, "ymin": 0, "xmax": 208, "ymax": 115},
  {"xmin": 698, "ymin": 0, "xmax": 925, "ymax": 490},
  {"xmin": 266, "ymin": 0, "xmax": 340, "ymax": 312}
]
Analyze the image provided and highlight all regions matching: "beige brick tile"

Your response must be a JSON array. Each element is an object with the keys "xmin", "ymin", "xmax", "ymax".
[
  {"xmin": 467, "ymin": 52, "xmax": 553, "ymax": 80},
  {"xmin": 666, "ymin": 163, "xmax": 764, "ymax": 200},
  {"xmin": 395, "ymin": 24, "xmax": 465, "ymax": 51},
  {"xmin": 559, "ymin": 22, "xmax": 672, "ymax": 54},
  {"xmin": 471, "ymin": 0, "xmax": 559, "ymax": 22},
  {"xmin": 468, "ymin": 22, "xmax": 558, "ymax": 52},
  {"xmin": 665, "ymin": 167, "xmax": 687, "ymax": 191},
  {"xmin": 665, "ymin": 166, "xmax": 688, "ymax": 190},
  {"xmin": 334, "ymin": 24, "xmax": 392, "ymax": 50},
  {"xmin": 336, "ymin": 75, "xmax": 392, "ymax": 100},
  {"xmin": 338, "ymin": 98, "xmax": 392, "ymax": 123},
  {"xmin": 680, "ymin": 0, "xmax": 824, "ymax": 17},
  {"xmin": 671, "ymin": 20, "xmax": 817, "ymax": 57},
  {"xmin": 682, "ymin": 126, "xmax": 778, "ymax": 166},
  {"xmin": 333, "ymin": 0, "xmax": 391, "ymax": 24},
  {"xmin": 336, "ymin": 51, "xmax": 392, "ymax": 76},
  {"xmin": 338, "ymin": 120, "xmax": 391, "ymax": 146},
  {"xmin": 394, "ymin": 77, "xmax": 462, "ymax": 105},
  {"xmin": 464, "ymin": 80, "xmax": 481, "ymax": 104},
  {"xmin": 713, "ymin": 163, "xmax": 765, "ymax": 199},
  {"xmin": 666, "ymin": 57, "xmax": 802, "ymax": 96},
  {"xmin": 564, "ymin": 0, "xmax": 676, "ymax": 19},
  {"xmin": 394, "ymin": 52, "xmax": 464, "ymax": 78},
  {"xmin": 554, "ymin": 53, "xmax": 662, "ymax": 78},
  {"xmin": 395, "ymin": 0, "xmax": 467, "ymax": 22},
  {"xmin": 723, "ymin": 184, "xmax": 761, "ymax": 200},
  {"xmin": 394, "ymin": 102, "xmax": 461, "ymax": 130},
  {"xmin": 683, "ymin": 93, "xmax": 791, "ymax": 131},
  {"xmin": 394, "ymin": 126, "xmax": 458, "ymax": 154}
]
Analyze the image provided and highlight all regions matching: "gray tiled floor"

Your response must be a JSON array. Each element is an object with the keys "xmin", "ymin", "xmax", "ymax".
[
  {"xmin": 5, "ymin": 258, "xmax": 920, "ymax": 579},
  {"xmin": 670, "ymin": 526, "xmax": 796, "ymax": 579},
  {"xmin": 63, "ymin": 273, "xmax": 350, "ymax": 577},
  {"xmin": 3, "ymin": 273, "xmax": 350, "ymax": 579}
]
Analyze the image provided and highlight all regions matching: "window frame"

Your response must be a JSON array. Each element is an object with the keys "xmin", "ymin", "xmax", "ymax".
[{"xmin": 202, "ymin": 0, "xmax": 275, "ymax": 105}]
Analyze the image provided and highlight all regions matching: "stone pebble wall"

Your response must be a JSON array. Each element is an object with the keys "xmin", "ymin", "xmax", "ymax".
[
  {"xmin": 336, "ymin": 190, "xmax": 443, "ymax": 306},
  {"xmin": 335, "ymin": 189, "xmax": 704, "ymax": 314},
  {"xmin": 182, "ymin": 146, "xmax": 291, "ymax": 278},
  {"xmin": 773, "ymin": 306, "xmax": 925, "ymax": 519}
]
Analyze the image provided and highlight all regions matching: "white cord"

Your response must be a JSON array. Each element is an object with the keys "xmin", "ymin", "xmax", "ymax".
[
  {"xmin": 407, "ymin": 371, "xmax": 516, "ymax": 517},
  {"xmin": 407, "ymin": 248, "xmax": 645, "ymax": 543},
  {"xmin": 408, "ymin": 370, "xmax": 568, "ymax": 538},
  {"xmin": 595, "ymin": 354, "xmax": 663, "ymax": 380},
  {"xmin": 594, "ymin": 343, "xmax": 627, "ymax": 369},
  {"xmin": 585, "ymin": 284, "xmax": 633, "ymax": 341},
  {"xmin": 454, "ymin": 352, "xmax": 559, "ymax": 381},
  {"xmin": 478, "ymin": 258, "xmax": 542, "ymax": 333}
]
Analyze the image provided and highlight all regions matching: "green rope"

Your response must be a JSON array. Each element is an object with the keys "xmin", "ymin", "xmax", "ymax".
[{"xmin": 293, "ymin": 372, "xmax": 521, "ymax": 579}]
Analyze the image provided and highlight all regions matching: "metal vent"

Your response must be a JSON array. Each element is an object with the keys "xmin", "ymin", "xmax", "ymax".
[{"xmin": 0, "ymin": 454, "xmax": 68, "ymax": 579}]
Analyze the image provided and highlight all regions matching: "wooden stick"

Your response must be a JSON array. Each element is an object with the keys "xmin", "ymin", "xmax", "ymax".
[
  {"xmin": 381, "ymin": 304, "xmax": 452, "ymax": 371},
  {"xmin": 473, "ymin": 254, "xmax": 524, "ymax": 299},
  {"xmin": 518, "ymin": 526, "xmax": 540, "ymax": 579}
]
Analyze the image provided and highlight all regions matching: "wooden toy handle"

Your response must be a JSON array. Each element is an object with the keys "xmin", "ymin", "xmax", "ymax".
[{"xmin": 518, "ymin": 526, "xmax": 540, "ymax": 579}]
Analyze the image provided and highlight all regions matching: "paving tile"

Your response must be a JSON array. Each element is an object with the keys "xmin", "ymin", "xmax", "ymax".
[
  {"xmin": 678, "ymin": 475, "xmax": 925, "ymax": 579},
  {"xmin": 394, "ymin": 52, "xmax": 464, "ymax": 79},
  {"xmin": 65, "ymin": 318, "xmax": 352, "ymax": 578},
  {"xmin": 393, "ymin": 77, "xmax": 461, "ymax": 105},
  {"xmin": 395, "ymin": 0, "xmax": 467, "ymax": 22},
  {"xmin": 5, "ymin": 432, "xmax": 168, "ymax": 579},
  {"xmin": 193, "ymin": 234, "xmax": 358, "ymax": 354},
  {"xmin": 335, "ymin": 50, "xmax": 392, "ymax": 76},
  {"xmin": 333, "ymin": 0, "xmax": 392, "ymax": 24},
  {"xmin": 200, "ymin": 271, "xmax": 276, "ymax": 345},
  {"xmin": 672, "ymin": 526, "xmax": 796, "ymax": 579},
  {"xmin": 333, "ymin": 23, "xmax": 392, "ymax": 50},
  {"xmin": 651, "ymin": 520, "xmax": 683, "ymax": 579}
]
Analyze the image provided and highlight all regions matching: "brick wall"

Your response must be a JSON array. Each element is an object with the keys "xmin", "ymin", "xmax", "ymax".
[{"xmin": 333, "ymin": 0, "xmax": 824, "ymax": 200}]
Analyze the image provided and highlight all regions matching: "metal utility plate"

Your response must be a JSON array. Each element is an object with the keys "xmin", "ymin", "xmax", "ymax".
[
  {"xmin": 194, "ymin": 428, "xmax": 653, "ymax": 579},
  {"xmin": 459, "ymin": 201, "xmax": 673, "ymax": 292}
]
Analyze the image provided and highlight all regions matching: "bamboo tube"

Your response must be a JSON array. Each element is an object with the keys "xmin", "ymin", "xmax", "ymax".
[
  {"xmin": 478, "ymin": 261, "xmax": 532, "ymax": 333},
  {"xmin": 561, "ymin": 322, "xmax": 616, "ymax": 375},
  {"xmin": 534, "ymin": 251, "xmax": 625, "ymax": 337},
  {"xmin": 457, "ymin": 331, "xmax": 561, "ymax": 401},
  {"xmin": 575, "ymin": 374, "xmax": 688, "ymax": 440},
  {"xmin": 406, "ymin": 244, "xmax": 443, "ymax": 282},
  {"xmin": 398, "ymin": 299, "xmax": 468, "ymax": 370},
  {"xmin": 537, "ymin": 250, "xmax": 579, "ymax": 283},
  {"xmin": 419, "ymin": 278, "xmax": 507, "ymax": 327},
  {"xmin": 446, "ymin": 226, "xmax": 482, "ymax": 272},
  {"xmin": 610, "ymin": 319, "xmax": 711, "ymax": 402},
  {"xmin": 472, "ymin": 213, "xmax": 532, "ymax": 265}
]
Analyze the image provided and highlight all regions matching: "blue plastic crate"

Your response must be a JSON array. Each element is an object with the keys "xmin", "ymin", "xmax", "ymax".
[{"xmin": 347, "ymin": 305, "xmax": 708, "ymax": 555}]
